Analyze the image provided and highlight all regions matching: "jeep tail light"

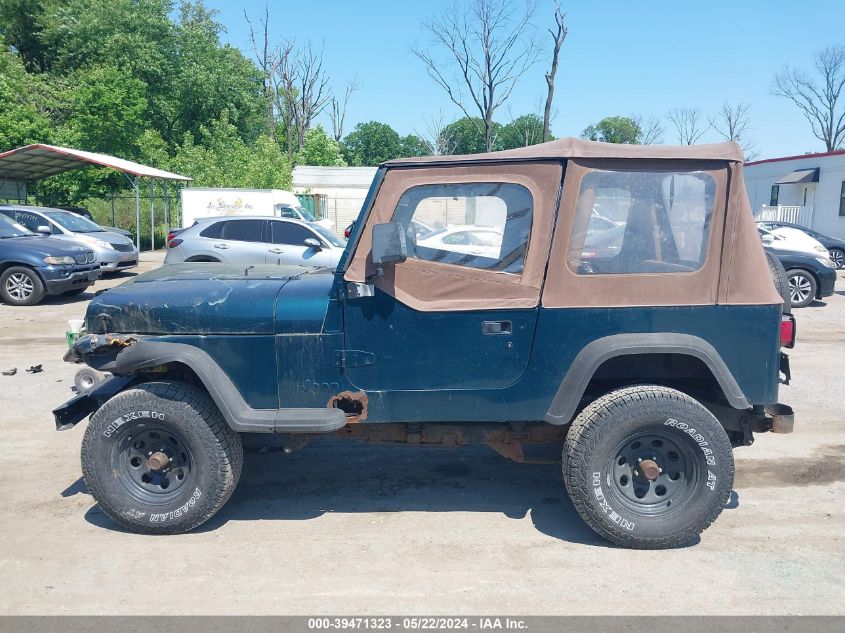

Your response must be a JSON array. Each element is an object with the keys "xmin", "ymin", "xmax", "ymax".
[
  {"xmin": 780, "ymin": 314, "xmax": 796, "ymax": 349},
  {"xmin": 167, "ymin": 238, "xmax": 183, "ymax": 249}
]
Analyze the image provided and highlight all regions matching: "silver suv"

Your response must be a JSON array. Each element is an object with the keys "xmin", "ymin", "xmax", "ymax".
[{"xmin": 164, "ymin": 216, "xmax": 346, "ymax": 268}]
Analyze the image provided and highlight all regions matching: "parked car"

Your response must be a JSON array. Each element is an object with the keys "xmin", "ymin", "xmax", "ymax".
[
  {"xmin": 757, "ymin": 221, "xmax": 845, "ymax": 269},
  {"xmin": 0, "ymin": 213, "xmax": 99, "ymax": 306},
  {"xmin": 345, "ymin": 219, "xmax": 433, "ymax": 240},
  {"xmin": 758, "ymin": 226, "xmax": 829, "ymax": 258},
  {"xmin": 0, "ymin": 205, "xmax": 138, "ymax": 274},
  {"xmin": 764, "ymin": 245, "xmax": 837, "ymax": 308},
  {"xmin": 415, "ymin": 225, "xmax": 504, "ymax": 260},
  {"xmin": 57, "ymin": 138, "xmax": 795, "ymax": 549},
  {"xmin": 60, "ymin": 206, "xmax": 133, "ymax": 238},
  {"xmin": 164, "ymin": 216, "xmax": 346, "ymax": 268}
]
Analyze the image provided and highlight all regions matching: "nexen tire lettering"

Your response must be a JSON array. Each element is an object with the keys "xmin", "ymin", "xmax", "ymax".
[
  {"xmin": 593, "ymin": 472, "xmax": 635, "ymax": 531},
  {"xmin": 102, "ymin": 410, "xmax": 165, "ymax": 438}
]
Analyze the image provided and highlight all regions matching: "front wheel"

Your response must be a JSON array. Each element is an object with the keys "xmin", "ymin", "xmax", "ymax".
[
  {"xmin": 0, "ymin": 266, "xmax": 46, "ymax": 306},
  {"xmin": 563, "ymin": 386, "xmax": 734, "ymax": 549},
  {"xmin": 81, "ymin": 381, "xmax": 243, "ymax": 534}
]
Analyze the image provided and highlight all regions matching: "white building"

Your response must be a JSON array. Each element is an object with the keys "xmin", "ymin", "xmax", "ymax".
[
  {"xmin": 292, "ymin": 166, "xmax": 377, "ymax": 234},
  {"xmin": 744, "ymin": 149, "xmax": 845, "ymax": 238}
]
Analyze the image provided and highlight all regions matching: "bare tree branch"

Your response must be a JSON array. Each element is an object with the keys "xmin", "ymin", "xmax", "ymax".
[
  {"xmin": 543, "ymin": 2, "xmax": 567, "ymax": 142},
  {"xmin": 245, "ymin": 5, "xmax": 284, "ymax": 140},
  {"xmin": 330, "ymin": 78, "xmax": 361, "ymax": 142},
  {"xmin": 412, "ymin": 0, "xmax": 541, "ymax": 152},
  {"xmin": 273, "ymin": 41, "xmax": 333, "ymax": 152},
  {"xmin": 416, "ymin": 111, "xmax": 457, "ymax": 155},
  {"xmin": 773, "ymin": 46, "xmax": 845, "ymax": 151},
  {"xmin": 631, "ymin": 114, "xmax": 664, "ymax": 145},
  {"xmin": 667, "ymin": 108, "xmax": 710, "ymax": 145},
  {"xmin": 709, "ymin": 102, "xmax": 757, "ymax": 160}
]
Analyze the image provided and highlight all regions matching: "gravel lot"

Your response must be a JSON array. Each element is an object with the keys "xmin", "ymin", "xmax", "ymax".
[{"xmin": 0, "ymin": 251, "xmax": 843, "ymax": 615}]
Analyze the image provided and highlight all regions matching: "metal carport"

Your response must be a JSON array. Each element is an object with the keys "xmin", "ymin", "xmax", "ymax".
[{"xmin": 0, "ymin": 143, "xmax": 192, "ymax": 251}]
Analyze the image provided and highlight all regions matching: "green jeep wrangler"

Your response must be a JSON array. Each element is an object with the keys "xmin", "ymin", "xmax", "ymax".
[{"xmin": 55, "ymin": 138, "xmax": 795, "ymax": 548}]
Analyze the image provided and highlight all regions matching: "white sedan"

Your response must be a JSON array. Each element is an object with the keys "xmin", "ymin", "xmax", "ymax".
[
  {"xmin": 416, "ymin": 225, "xmax": 504, "ymax": 259},
  {"xmin": 759, "ymin": 226, "xmax": 832, "ymax": 261}
]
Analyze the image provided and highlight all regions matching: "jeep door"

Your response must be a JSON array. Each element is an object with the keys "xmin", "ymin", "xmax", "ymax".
[{"xmin": 342, "ymin": 162, "xmax": 562, "ymax": 397}]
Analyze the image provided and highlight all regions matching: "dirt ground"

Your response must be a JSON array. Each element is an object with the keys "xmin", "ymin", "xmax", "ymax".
[{"xmin": 0, "ymin": 251, "xmax": 843, "ymax": 615}]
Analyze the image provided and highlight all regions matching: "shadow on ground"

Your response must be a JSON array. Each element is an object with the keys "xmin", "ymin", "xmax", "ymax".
[{"xmin": 80, "ymin": 439, "xmax": 615, "ymax": 546}]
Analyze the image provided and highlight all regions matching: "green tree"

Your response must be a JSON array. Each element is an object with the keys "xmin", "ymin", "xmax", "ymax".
[
  {"xmin": 296, "ymin": 125, "xmax": 346, "ymax": 166},
  {"xmin": 442, "ymin": 117, "xmax": 501, "ymax": 154},
  {"xmin": 581, "ymin": 116, "xmax": 643, "ymax": 144},
  {"xmin": 342, "ymin": 121, "xmax": 402, "ymax": 166},
  {"xmin": 399, "ymin": 134, "xmax": 432, "ymax": 157},
  {"xmin": 169, "ymin": 112, "xmax": 292, "ymax": 188},
  {"xmin": 499, "ymin": 114, "xmax": 547, "ymax": 149},
  {"xmin": 0, "ymin": 50, "xmax": 51, "ymax": 150},
  {"xmin": 60, "ymin": 65, "xmax": 148, "ymax": 155}
]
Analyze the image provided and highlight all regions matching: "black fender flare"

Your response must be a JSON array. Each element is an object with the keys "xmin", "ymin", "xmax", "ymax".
[
  {"xmin": 543, "ymin": 333, "xmax": 751, "ymax": 426},
  {"xmin": 108, "ymin": 340, "xmax": 347, "ymax": 433}
]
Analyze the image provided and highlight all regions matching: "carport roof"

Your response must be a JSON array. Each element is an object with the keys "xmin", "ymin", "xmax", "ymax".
[{"xmin": 0, "ymin": 143, "xmax": 191, "ymax": 181}]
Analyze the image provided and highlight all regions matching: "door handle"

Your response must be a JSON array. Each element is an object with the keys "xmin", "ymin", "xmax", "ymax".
[
  {"xmin": 213, "ymin": 243, "xmax": 229, "ymax": 249},
  {"xmin": 482, "ymin": 320, "xmax": 512, "ymax": 335},
  {"xmin": 268, "ymin": 247, "xmax": 285, "ymax": 254}
]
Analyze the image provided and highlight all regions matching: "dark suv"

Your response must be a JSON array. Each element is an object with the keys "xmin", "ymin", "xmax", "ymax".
[
  {"xmin": 0, "ymin": 214, "xmax": 99, "ymax": 305},
  {"xmin": 55, "ymin": 138, "xmax": 794, "ymax": 549}
]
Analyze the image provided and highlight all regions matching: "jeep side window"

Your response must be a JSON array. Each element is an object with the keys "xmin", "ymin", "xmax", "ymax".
[
  {"xmin": 569, "ymin": 170, "xmax": 715, "ymax": 275},
  {"xmin": 391, "ymin": 182, "xmax": 532, "ymax": 274}
]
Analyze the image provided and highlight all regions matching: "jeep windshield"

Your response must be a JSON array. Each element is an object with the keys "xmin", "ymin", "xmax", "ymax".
[
  {"xmin": 0, "ymin": 214, "xmax": 35, "ymax": 238},
  {"xmin": 44, "ymin": 211, "xmax": 106, "ymax": 233}
]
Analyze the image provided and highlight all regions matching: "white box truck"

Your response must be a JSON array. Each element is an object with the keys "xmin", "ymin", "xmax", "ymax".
[{"xmin": 179, "ymin": 188, "xmax": 333, "ymax": 229}]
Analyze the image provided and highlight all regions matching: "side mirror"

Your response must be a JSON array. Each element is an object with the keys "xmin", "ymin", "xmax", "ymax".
[
  {"xmin": 372, "ymin": 222, "xmax": 407, "ymax": 265},
  {"xmin": 303, "ymin": 237, "xmax": 322, "ymax": 251},
  {"xmin": 36, "ymin": 225, "xmax": 52, "ymax": 235},
  {"xmin": 761, "ymin": 234, "xmax": 774, "ymax": 244}
]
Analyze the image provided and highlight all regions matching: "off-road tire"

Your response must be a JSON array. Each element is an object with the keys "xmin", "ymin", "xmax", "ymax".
[
  {"xmin": 563, "ymin": 385, "xmax": 734, "ymax": 549},
  {"xmin": 0, "ymin": 265, "xmax": 46, "ymax": 306},
  {"xmin": 765, "ymin": 250, "xmax": 791, "ymax": 314},
  {"xmin": 786, "ymin": 269, "xmax": 817, "ymax": 308},
  {"xmin": 81, "ymin": 381, "xmax": 243, "ymax": 534}
]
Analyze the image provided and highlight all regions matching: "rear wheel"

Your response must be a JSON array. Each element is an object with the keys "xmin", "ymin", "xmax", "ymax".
[
  {"xmin": 81, "ymin": 381, "xmax": 242, "ymax": 534},
  {"xmin": 0, "ymin": 266, "xmax": 46, "ymax": 306},
  {"xmin": 787, "ymin": 269, "xmax": 817, "ymax": 308},
  {"xmin": 563, "ymin": 385, "xmax": 734, "ymax": 549}
]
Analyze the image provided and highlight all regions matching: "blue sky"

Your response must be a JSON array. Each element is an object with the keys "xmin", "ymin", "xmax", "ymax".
[{"xmin": 206, "ymin": 0, "xmax": 845, "ymax": 159}]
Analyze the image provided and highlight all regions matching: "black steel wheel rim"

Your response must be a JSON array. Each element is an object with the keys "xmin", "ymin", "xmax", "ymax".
[
  {"xmin": 112, "ymin": 424, "xmax": 194, "ymax": 504},
  {"xmin": 604, "ymin": 427, "xmax": 699, "ymax": 517}
]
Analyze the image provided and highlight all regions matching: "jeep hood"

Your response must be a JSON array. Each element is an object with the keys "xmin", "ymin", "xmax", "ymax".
[{"xmin": 85, "ymin": 263, "xmax": 334, "ymax": 335}]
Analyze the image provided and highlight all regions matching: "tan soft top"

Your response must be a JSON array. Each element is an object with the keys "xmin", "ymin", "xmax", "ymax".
[{"xmin": 384, "ymin": 137, "xmax": 745, "ymax": 166}]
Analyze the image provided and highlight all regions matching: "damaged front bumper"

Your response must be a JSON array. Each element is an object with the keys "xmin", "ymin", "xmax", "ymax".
[{"xmin": 53, "ymin": 374, "xmax": 133, "ymax": 430}]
